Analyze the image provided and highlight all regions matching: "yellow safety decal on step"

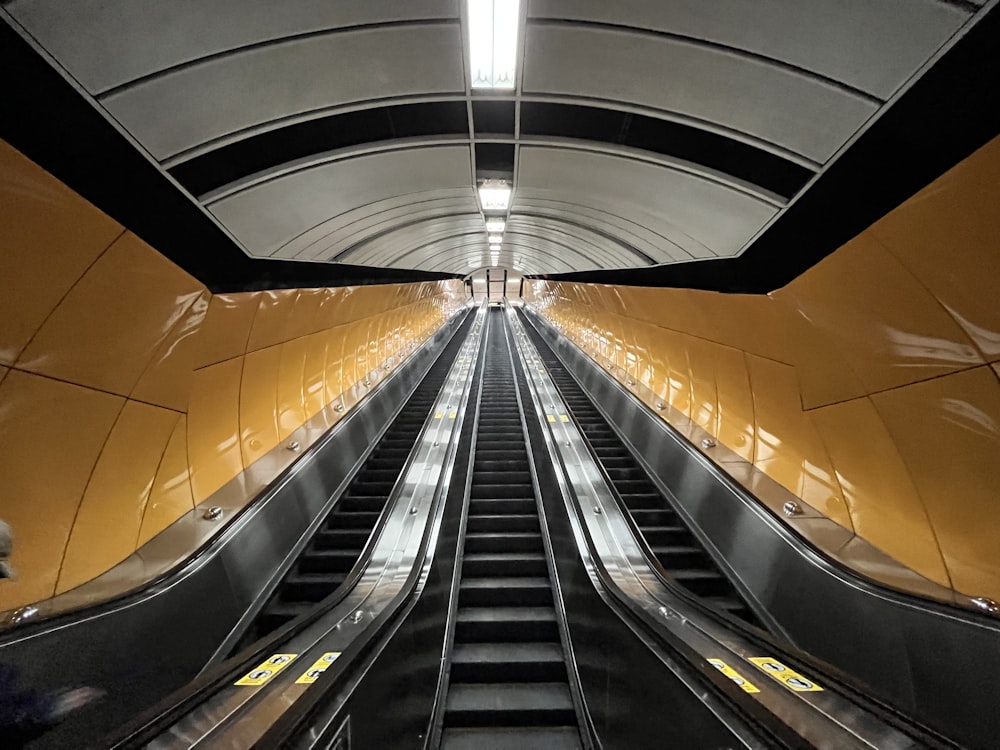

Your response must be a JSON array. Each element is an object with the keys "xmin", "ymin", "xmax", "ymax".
[
  {"xmin": 547, "ymin": 414, "xmax": 556, "ymax": 422},
  {"xmin": 235, "ymin": 654, "xmax": 298, "ymax": 686},
  {"xmin": 747, "ymin": 657, "xmax": 823, "ymax": 692},
  {"xmin": 449, "ymin": 412, "xmax": 457, "ymax": 419},
  {"xmin": 434, "ymin": 412, "xmax": 443, "ymax": 419},
  {"xmin": 559, "ymin": 415, "xmax": 569, "ymax": 422},
  {"xmin": 708, "ymin": 659, "xmax": 759, "ymax": 694},
  {"xmin": 295, "ymin": 652, "xmax": 342, "ymax": 684}
]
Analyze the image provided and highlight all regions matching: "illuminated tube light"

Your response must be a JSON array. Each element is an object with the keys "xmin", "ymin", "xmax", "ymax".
[
  {"xmin": 488, "ymin": 233, "xmax": 504, "ymax": 244},
  {"xmin": 489, "ymin": 244, "xmax": 502, "ymax": 253},
  {"xmin": 469, "ymin": 0, "xmax": 519, "ymax": 89},
  {"xmin": 486, "ymin": 219, "xmax": 505, "ymax": 232},
  {"xmin": 478, "ymin": 180, "xmax": 511, "ymax": 211}
]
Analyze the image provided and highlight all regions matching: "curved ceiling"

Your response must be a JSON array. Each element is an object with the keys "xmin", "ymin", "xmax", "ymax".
[{"xmin": 1, "ymin": 0, "xmax": 994, "ymax": 287}]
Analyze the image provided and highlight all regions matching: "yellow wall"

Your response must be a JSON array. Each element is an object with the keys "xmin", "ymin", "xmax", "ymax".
[
  {"xmin": 0, "ymin": 140, "xmax": 465, "ymax": 611},
  {"xmin": 527, "ymin": 134, "xmax": 1000, "ymax": 602}
]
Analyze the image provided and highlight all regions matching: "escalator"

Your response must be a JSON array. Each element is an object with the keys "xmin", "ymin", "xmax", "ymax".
[
  {"xmin": 241, "ymin": 312, "xmax": 477, "ymax": 643},
  {"xmin": 436, "ymin": 309, "xmax": 584, "ymax": 748},
  {"xmin": 517, "ymin": 310, "xmax": 760, "ymax": 627}
]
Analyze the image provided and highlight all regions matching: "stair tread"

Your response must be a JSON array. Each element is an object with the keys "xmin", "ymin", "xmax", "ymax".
[
  {"xmin": 457, "ymin": 606, "xmax": 557, "ymax": 623},
  {"xmin": 461, "ymin": 577, "xmax": 551, "ymax": 590},
  {"xmin": 441, "ymin": 727, "xmax": 581, "ymax": 750},
  {"xmin": 446, "ymin": 683, "xmax": 573, "ymax": 712},
  {"xmin": 452, "ymin": 642, "xmax": 564, "ymax": 664}
]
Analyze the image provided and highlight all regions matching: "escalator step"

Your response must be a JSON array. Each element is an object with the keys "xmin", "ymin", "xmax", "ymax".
[
  {"xmin": 464, "ymin": 532, "xmax": 542, "ymax": 553},
  {"xmin": 281, "ymin": 572, "xmax": 347, "ymax": 601},
  {"xmin": 471, "ymin": 484, "xmax": 535, "ymax": 499},
  {"xmin": 460, "ymin": 577, "xmax": 553, "ymax": 607},
  {"xmin": 450, "ymin": 642, "xmax": 567, "ymax": 683},
  {"xmin": 444, "ymin": 683, "xmax": 576, "ymax": 727},
  {"xmin": 442, "ymin": 725, "xmax": 581, "ymax": 750},
  {"xmin": 466, "ymin": 514, "xmax": 540, "ymax": 533},
  {"xmin": 469, "ymin": 498, "xmax": 537, "ymax": 516},
  {"xmin": 462, "ymin": 553, "xmax": 548, "ymax": 577},
  {"xmin": 328, "ymin": 511, "xmax": 380, "ymax": 529},
  {"xmin": 455, "ymin": 607, "xmax": 559, "ymax": 643}
]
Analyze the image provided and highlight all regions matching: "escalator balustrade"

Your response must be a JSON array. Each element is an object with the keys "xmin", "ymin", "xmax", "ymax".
[
  {"xmin": 244, "ymin": 315, "xmax": 475, "ymax": 641},
  {"xmin": 519, "ymin": 311, "xmax": 760, "ymax": 627}
]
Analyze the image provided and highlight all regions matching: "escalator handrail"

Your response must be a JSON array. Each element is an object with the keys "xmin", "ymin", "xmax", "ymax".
[{"xmin": 105, "ymin": 307, "xmax": 480, "ymax": 748}]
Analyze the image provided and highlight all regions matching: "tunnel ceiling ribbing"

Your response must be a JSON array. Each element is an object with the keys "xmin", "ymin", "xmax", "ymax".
[{"xmin": 1, "ymin": 1, "xmax": 997, "ymax": 292}]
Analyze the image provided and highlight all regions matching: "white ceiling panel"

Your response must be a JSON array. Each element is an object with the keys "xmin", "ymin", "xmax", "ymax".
[
  {"xmin": 516, "ymin": 147, "xmax": 779, "ymax": 259},
  {"xmin": 523, "ymin": 25, "xmax": 878, "ymax": 162},
  {"xmin": 102, "ymin": 23, "xmax": 464, "ymax": 159},
  {"xmin": 209, "ymin": 146, "xmax": 473, "ymax": 257},
  {"xmin": 8, "ymin": 0, "xmax": 459, "ymax": 93},
  {"xmin": 528, "ymin": 1, "xmax": 971, "ymax": 99},
  {"xmin": 277, "ymin": 192, "xmax": 477, "ymax": 260}
]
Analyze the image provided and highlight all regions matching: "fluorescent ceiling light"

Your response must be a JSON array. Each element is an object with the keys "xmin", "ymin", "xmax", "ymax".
[
  {"xmin": 478, "ymin": 180, "xmax": 511, "ymax": 211},
  {"xmin": 485, "ymin": 219, "xmax": 505, "ymax": 232},
  {"xmin": 469, "ymin": 0, "xmax": 519, "ymax": 89},
  {"xmin": 488, "ymin": 233, "xmax": 503, "ymax": 244},
  {"xmin": 489, "ymin": 243, "xmax": 502, "ymax": 251}
]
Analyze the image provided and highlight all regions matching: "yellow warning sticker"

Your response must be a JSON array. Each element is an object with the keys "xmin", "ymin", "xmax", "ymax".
[
  {"xmin": 708, "ymin": 658, "xmax": 759, "ymax": 694},
  {"xmin": 559, "ymin": 414, "xmax": 569, "ymax": 422},
  {"xmin": 747, "ymin": 657, "xmax": 823, "ymax": 692},
  {"xmin": 235, "ymin": 653, "xmax": 298, "ymax": 686},
  {"xmin": 449, "ymin": 412, "xmax": 457, "ymax": 419},
  {"xmin": 295, "ymin": 652, "xmax": 342, "ymax": 684},
  {"xmin": 546, "ymin": 414, "xmax": 556, "ymax": 423},
  {"xmin": 434, "ymin": 412, "xmax": 442, "ymax": 419}
]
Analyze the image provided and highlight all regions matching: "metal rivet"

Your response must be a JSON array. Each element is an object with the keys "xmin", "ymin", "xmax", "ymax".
[
  {"xmin": 593, "ymin": 506, "xmax": 602, "ymax": 514},
  {"xmin": 203, "ymin": 506, "xmax": 224, "ymax": 521},
  {"xmin": 700, "ymin": 438, "xmax": 716, "ymax": 449},
  {"xmin": 334, "ymin": 404, "xmax": 345, "ymax": 412},
  {"xmin": 627, "ymin": 379, "xmax": 635, "ymax": 386},
  {"xmin": 410, "ymin": 507, "xmax": 418, "ymax": 515},
  {"xmin": 363, "ymin": 380, "xmax": 371, "ymax": 387},
  {"xmin": 5, "ymin": 605, "xmax": 39, "ymax": 626},
  {"xmin": 286, "ymin": 440, "xmax": 301, "ymax": 452},
  {"xmin": 351, "ymin": 610, "xmax": 364, "ymax": 623},
  {"xmin": 783, "ymin": 501, "xmax": 802, "ymax": 517},
  {"xmin": 971, "ymin": 597, "xmax": 999, "ymax": 615},
  {"xmin": 655, "ymin": 402, "xmax": 665, "ymax": 410},
  {"xmin": 433, "ymin": 441, "xmax": 440, "ymax": 447}
]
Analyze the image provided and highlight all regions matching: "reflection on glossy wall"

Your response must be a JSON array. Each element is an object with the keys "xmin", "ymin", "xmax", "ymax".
[
  {"xmin": 0, "ymin": 140, "xmax": 465, "ymax": 611},
  {"xmin": 527, "ymin": 134, "xmax": 1000, "ymax": 603}
]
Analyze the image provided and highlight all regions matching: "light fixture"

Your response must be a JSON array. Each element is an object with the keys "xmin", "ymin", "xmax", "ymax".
[
  {"xmin": 489, "ymin": 243, "xmax": 501, "ymax": 251},
  {"xmin": 488, "ymin": 233, "xmax": 503, "ymax": 243},
  {"xmin": 468, "ymin": 0, "xmax": 519, "ymax": 89},
  {"xmin": 478, "ymin": 180, "xmax": 511, "ymax": 211},
  {"xmin": 486, "ymin": 218, "xmax": 505, "ymax": 232}
]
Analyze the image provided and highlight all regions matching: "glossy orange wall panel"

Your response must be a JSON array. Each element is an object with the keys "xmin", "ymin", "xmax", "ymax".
[
  {"xmin": 871, "ymin": 367, "xmax": 1000, "ymax": 598},
  {"xmin": 0, "ymin": 371, "xmax": 123, "ymax": 610},
  {"xmin": 192, "ymin": 293, "xmax": 260, "ymax": 368},
  {"xmin": 16, "ymin": 232, "xmax": 207, "ymax": 397},
  {"xmin": 869, "ymin": 136, "xmax": 1000, "ymax": 360},
  {"xmin": 137, "ymin": 416, "xmax": 195, "ymax": 547},
  {"xmin": 57, "ymin": 402, "xmax": 181, "ymax": 594},
  {"xmin": 187, "ymin": 357, "xmax": 245, "ymax": 502},
  {"xmin": 0, "ymin": 141, "xmax": 123, "ymax": 366},
  {"xmin": 526, "ymin": 134, "xmax": 1000, "ymax": 602}
]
